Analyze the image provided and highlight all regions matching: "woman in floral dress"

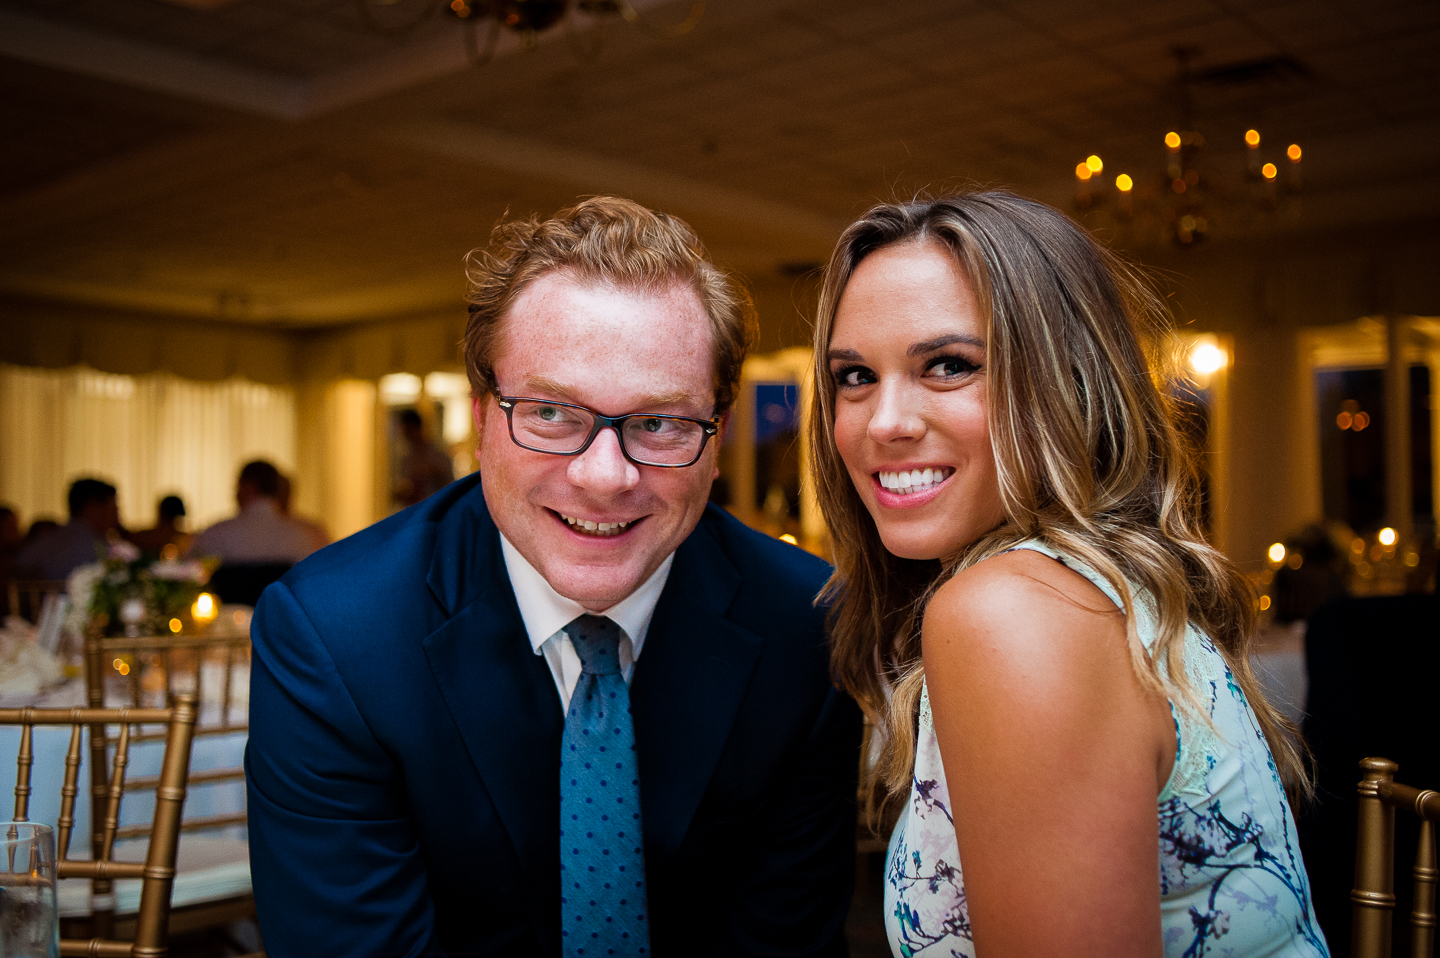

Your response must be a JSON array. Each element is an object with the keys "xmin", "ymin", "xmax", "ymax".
[{"xmin": 808, "ymin": 191, "xmax": 1328, "ymax": 957}]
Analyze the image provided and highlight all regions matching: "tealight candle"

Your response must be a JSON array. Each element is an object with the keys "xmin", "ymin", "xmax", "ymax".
[{"xmin": 192, "ymin": 592, "xmax": 219, "ymax": 628}]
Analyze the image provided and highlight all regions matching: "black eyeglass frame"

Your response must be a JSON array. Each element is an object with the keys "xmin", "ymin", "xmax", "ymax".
[{"xmin": 495, "ymin": 395, "xmax": 720, "ymax": 468}]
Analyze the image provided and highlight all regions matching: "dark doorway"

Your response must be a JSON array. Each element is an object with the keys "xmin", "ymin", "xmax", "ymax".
[{"xmin": 1316, "ymin": 366, "xmax": 1433, "ymax": 532}]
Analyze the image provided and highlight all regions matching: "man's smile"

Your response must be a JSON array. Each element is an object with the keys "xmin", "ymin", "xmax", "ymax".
[{"xmin": 553, "ymin": 509, "xmax": 643, "ymax": 538}]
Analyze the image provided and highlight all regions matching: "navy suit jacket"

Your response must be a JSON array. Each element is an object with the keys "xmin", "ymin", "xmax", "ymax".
[{"xmin": 246, "ymin": 473, "xmax": 861, "ymax": 957}]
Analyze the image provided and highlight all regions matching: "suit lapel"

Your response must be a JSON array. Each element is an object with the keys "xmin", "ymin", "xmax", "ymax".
[
  {"xmin": 419, "ymin": 480, "xmax": 563, "ymax": 948},
  {"xmin": 631, "ymin": 517, "xmax": 764, "ymax": 855}
]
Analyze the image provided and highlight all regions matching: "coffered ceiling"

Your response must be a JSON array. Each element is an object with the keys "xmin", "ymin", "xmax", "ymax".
[{"xmin": 1, "ymin": 0, "xmax": 1438, "ymax": 331}]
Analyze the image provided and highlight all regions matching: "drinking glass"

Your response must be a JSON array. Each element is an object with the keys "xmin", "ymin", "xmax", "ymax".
[{"xmin": 0, "ymin": 823, "xmax": 59, "ymax": 958}]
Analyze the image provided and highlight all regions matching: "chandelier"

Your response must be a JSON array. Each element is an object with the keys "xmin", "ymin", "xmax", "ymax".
[
  {"xmin": 357, "ymin": 0, "xmax": 705, "ymax": 65},
  {"xmin": 1071, "ymin": 48, "xmax": 1305, "ymax": 246}
]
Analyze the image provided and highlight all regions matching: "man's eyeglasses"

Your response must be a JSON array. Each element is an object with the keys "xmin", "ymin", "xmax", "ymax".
[{"xmin": 495, "ymin": 396, "xmax": 720, "ymax": 468}]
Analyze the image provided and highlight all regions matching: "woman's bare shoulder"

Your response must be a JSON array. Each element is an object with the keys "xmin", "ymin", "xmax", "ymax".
[
  {"xmin": 930, "ymin": 547, "xmax": 1119, "ymax": 636},
  {"xmin": 923, "ymin": 546, "xmax": 1129, "ymax": 705}
]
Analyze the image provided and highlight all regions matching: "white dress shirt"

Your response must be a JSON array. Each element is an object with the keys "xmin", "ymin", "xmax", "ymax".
[{"xmin": 499, "ymin": 533, "xmax": 674, "ymax": 713}]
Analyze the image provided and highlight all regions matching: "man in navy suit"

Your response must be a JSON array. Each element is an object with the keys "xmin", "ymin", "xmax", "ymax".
[{"xmin": 246, "ymin": 197, "xmax": 861, "ymax": 957}]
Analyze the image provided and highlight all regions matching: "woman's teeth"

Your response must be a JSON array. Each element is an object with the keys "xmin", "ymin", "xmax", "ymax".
[
  {"xmin": 877, "ymin": 467, "xmax": 953, "ymax": 495},
  {"xmin": 561, "ymin": 514, "xmax": 632, "ymax": 537}
]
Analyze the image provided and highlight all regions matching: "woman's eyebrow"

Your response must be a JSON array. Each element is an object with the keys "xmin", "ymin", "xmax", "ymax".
[
  {"xmin": 908, "ymin": 333, "xmax": 983, "ymax": 356},
  {"xmin": 827, "ymin": 347, "xmax": 864, "ymax": 363}
]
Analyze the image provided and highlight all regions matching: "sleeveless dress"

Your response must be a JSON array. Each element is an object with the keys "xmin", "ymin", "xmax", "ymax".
[{"xmin": 883, "ymin": 541, "xmax": 1330, "ymax": 958}]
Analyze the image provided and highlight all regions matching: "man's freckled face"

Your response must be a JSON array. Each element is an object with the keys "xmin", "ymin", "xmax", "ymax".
[{"xmin": 473, "ymin": 272, "xmax": 721, "ymax": 611}]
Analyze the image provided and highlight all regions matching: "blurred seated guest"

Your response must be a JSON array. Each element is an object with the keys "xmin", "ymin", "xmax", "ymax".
[
  {"xmin": 393, "ymin": 408, "xmax": 454, "ymax": 507},
  {"xmin": 20, "ymin": 519, "xmax": 58, "ymax": 548},
  {"xmin": 191, "ymin": 460, "xmax": 315, "ymax": 565},
  {"xmin": 1300, "ymin": 587, "xmax": 1439, "ymax": 953},
  {"xmin": 15, "ymin": 478, "xmax": 120, "ymax": 580},
  {"xmin": 0, "ymin": 505, "xmax": 20, "ymax": 618},
  {"xmin": 275, "ymin": 474, "xmax": 330, "ymax": 554},
  {"xmin": 129, "ymin": 495, "xmax": 192, "ymax": 557},
  {"xmin": 1250, "ymin": 523, "xmax": 1349, "ymax": 729}
]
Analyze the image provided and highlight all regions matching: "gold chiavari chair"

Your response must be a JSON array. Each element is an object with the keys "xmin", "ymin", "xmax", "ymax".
[
  {"xmin": 1353, "ymin": 757, "xmax": 1439, "ymax": 958},
  {"xmin": 1, "ymin": 694, "xmax": 198, "ymax": 958},
  {"xmin": 84, "ymin": 632, "xmax": 255, "ymax": 939},
  {"xmin": 8, "ymin": 578, "xmax": 69, "ymax": 624}
]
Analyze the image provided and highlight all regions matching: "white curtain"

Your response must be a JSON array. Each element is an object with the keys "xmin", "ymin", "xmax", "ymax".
[{"xmin": 0, "ymin": 365, "xmax": 296, "ymax": 533}]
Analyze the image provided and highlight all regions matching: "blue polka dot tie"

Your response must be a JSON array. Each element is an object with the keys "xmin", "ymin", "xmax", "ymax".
[{"xmin": 560, "ymin": 615, "xmax": 649, "ymax": 957}]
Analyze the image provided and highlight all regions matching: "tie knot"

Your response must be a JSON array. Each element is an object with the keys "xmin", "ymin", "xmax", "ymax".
[{"xmin": 567, "ymin": 615, "xmax": 623, "ymax": 675}]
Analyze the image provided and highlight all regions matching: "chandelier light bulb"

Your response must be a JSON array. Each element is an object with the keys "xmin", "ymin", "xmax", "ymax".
[
  {"xmin": 1268, "ymin": 543, "xmax": 1287, "ymax": 564},
  {"xmin": 1378, "ymin": 527, "xmax": 1398, "ymax": 547},
  {"xmin": 1075, "ymin": 163, "xmax": 1092, "ymax": 181},
  {"xmin": 1245, "ymin": 129, "xmax": 1261, "ymax": 147},
  {"xmin": 1287, "ymin": 144, "xmax": 1302, "ymax": 162},
  {"xmin": 1115, "ymin": 173, "xmax": 1134, "ymax": 192},
  {"xmin": 1262, "ymin": 163, "xmax": 1278, "ymax": 180},
  {"xmin": 1165, "ymin": 131, "xmax": 1181, "ymax": 150},
  {"xmin": 1086, "ymin": 155, "xmax": 1103, "ymax": 173}
]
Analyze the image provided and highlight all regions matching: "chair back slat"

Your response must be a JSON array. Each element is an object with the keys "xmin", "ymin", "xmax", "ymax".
[
  {"xmin": 1414, "ymin": 817, "xmax": 1436, "ymax": 958},
  {"xmin": 131, "ymin": 694, "xmax": 196, "ymax": 954},
  {"xmin": 14, "ymin": 721, "xmax": 33, "ymax": 821},
  {"xmin": 99, "ymin": 722, "xmax": 132, "ymax": 862},
  {"xmin": 127, "ymin": 661, "xmax": 142, "ymax": 708},
  {"xmin": 57, "ymin": 723, "xmax": 83, "ymax": 859},
  {"xmin": 221, "ymin": 646, "xmax": 235, "ymax": 730}
]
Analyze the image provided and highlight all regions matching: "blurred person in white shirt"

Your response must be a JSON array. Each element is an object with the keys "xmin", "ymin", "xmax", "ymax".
[{"xmin": 191, "ymin": 461, "xmax": 315, "ymax": 565}]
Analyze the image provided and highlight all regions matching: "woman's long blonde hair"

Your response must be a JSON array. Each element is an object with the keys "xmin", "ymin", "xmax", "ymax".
[{"xmin": 808, "ymin": 191, "xmax": 1308, "ymax": 823}]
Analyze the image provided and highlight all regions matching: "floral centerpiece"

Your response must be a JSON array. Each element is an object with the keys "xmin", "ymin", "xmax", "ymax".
[{"xmin": 66, "ymin": 541, "xmax": 210, "ymax": 638}]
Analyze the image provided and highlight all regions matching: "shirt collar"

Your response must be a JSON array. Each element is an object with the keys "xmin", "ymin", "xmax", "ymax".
[{"xmin": 499, "ymin": 533, "xmax": 674, "ymax": 660}]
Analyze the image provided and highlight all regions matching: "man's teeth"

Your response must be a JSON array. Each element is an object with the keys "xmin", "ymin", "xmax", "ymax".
[
  {"xmin": 877, "ymin": 467, "xmax": 953, "ymax": 495},
  {"xmin": 561, "ymin": 514, "xmax": 632, "ymax": 537}
]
